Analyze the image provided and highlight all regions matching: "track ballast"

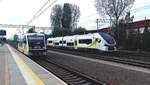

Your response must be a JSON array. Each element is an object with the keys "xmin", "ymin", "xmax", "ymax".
[{"xmin": 31, "ymin": 56, "xmax": 106, "ymax": 85}]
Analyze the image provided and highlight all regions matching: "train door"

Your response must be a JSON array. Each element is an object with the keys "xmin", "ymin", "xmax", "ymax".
[{"xmin": 74, "ymin": 36, "xmax": 78, "ymax": 49}]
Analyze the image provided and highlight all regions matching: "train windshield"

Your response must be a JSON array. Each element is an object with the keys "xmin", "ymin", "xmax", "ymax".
[
  {"xmin": 99, "ymin": 33, "xmax": 115, "ymax": 45},
  {"xmin": 27, "ymin": 35, "xmax": 45, "ymax": 49}
]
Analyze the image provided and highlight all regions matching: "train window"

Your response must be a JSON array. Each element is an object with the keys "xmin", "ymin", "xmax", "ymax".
[
  {"xmin": 63, "ymin": 41, "xmax": 66, "ymax": 44},
  {"xmin": 48, "ymin": 41, "xmax": 52, "ymax": 43},
  {"xmin": 99, "ymin": 33, "xmax": 115, "ymax": 44},
  {"xmin": 54, "ymin": 43, "xmax": 59, "ymax": 45},
  {"xmin": 67, "ymin": 42, "xmax": 74, "ymax": 46},
  {"xmin": 59, "ymin": 41, "xmax": 62, "ymax": 44},
  {"xmin": 95, "ymin": 38, "xmax": 101, "ymax": 43},
  {"xmin": 60, "ymin": 41, "xmax": 66, "ymax": 44},
  {"xmin": 79, "ymin": 39, "xmax": 92, "ymax": 44},
  {"xmin": 19, "ymin": 41, "xmax": 23, "ymax": 47}
]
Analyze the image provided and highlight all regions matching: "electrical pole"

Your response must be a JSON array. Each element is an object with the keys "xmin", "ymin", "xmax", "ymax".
[{"xmin": 96, "ymin": 19, "xmax": 99, "ymax": 30}]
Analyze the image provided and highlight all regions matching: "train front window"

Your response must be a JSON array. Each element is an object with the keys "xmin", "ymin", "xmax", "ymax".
[
  {"xmin": 28, "ymin": 36, "xmax": 45, "ymax": 49},
  {"xmin": 48, "ymin": 41, "xmax": 52, "ymax": 43},
  {"xmin": 99, "ymin": 33, "xmax": 115, "ymax": 44},
  {"xmin": 95, "ymin": 38, "xmax": 101, "ymax": 43},
  {"xmin": 79, "ymin": 39, "xmax": 92, "ymax": 44}
]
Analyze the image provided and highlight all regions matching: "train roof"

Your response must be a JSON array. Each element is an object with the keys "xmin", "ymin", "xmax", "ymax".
[
  {"xmin": 47, "ymin": 32, "xmax": 111, "ymax": 39},
  {"xmin": 24, "ymin": 33, "xmax": 44, "ymax": 36}
]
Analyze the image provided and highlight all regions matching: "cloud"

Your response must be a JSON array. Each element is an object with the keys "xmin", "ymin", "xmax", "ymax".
[{"xmin": 0, "ymin": 0, "xmax": 49, "ymax": 24}]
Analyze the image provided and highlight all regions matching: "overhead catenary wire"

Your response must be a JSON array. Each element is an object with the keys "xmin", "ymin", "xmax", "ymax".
[
  {"xmin": 133, "ymin": 13, "xmax": 150, "ymax": 21},
  {"xmin": 79, "ymin": 19, "xmax": 96, "ymax": 25},
  {"xmin": 27, "ymin": 0, "xmax": 57, "ymax": 24},
  {"xmin": 78, "ymin": 4, "xmax": 150, "ymax": 26},
  {"xmin": 27, "ymin": 0, "xmax": 51, "ymax": 24},
  {"xmin": 76, "ymin": 3, "xmax": 150, "ymax": 30},
  {"xmin": 131, "ymin": 4, "xmax": 150, "ymax": 13},
  {"xmin": 27, "ymin": 1, "xmax": 150, "ymax": 28}
]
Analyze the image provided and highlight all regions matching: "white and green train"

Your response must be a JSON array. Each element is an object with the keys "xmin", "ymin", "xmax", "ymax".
[
  {"xmin": 18, "ymin": 33, "xmax": 47, "ymax": 56},
  {"xmin": 47, "ymin": 32, "xmax": 116, "ymax": 51}
]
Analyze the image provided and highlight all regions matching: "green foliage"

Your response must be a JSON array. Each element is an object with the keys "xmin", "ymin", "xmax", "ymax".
[
  {"xmin": 52, "ymin": 27, "xmax": 63, "ymax": 37},
  {"xmin": 61, "ymin": 3, "xmax": 72, "ymax": 36},
  {"xmin": 115, "ymin": 12, "xmax": 134, "ymax": 49},
  {"xmin": 117, "ymin": 19, "xmax": 127, "ymax": 47},
  {"xmin": 11, "ymin": 34, "xmax": 18, "ymax": 48},
  {"xmin": 45, "ymin": 34, "xmax": 53, "ymax": 40},
  {"xmin": 120, "ymin": 27, "xmax": 150, "ymax": 52},
  {"xmin": 50, "ymin": 4, "xmax": 63, "ymax": 37},
  {"xmin": 141, "ymin": 27, "xmax": 150, "ymax": 51},
  {"xmin": 50, "ymin": 3, "xmax": 80, "ymax": 37},
  {"xmin": 123, "ymin": 34, "xmax": 134, "ymax": 50},
  {"xmin": 27, "ymin": 26, "xmax": 36, "ymax": 33},
  {"xmin": 73, "ymin": 27, "xmax": 87, "ymax": 35},
  {"xmin": 13, "ymin": 34, "xmax": 18, "ymax": 42}
]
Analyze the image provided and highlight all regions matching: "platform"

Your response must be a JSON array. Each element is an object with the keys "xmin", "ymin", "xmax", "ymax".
[{"xmin": 0, "ymin": 44, "xmax": 67, "ymax": 85}]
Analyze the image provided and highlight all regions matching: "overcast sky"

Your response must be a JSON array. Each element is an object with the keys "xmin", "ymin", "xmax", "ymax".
[{"xmin": 0, "ymin": 0, "xmax": 150, "ymax": 39}]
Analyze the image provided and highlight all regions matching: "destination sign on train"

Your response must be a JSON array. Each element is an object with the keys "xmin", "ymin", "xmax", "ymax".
[{"xmin": 28, "ymin": 36, "xmax": 44, "ymax": 40}]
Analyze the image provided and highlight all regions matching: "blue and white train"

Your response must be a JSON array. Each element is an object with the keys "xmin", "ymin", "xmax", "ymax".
[
  {"xmin": 18, "ymin": 33, "xmax": 47, "ymax": 56},
  {"xmin": 47, "ymin": 32, "xmax": 116, "ymax": 51}
]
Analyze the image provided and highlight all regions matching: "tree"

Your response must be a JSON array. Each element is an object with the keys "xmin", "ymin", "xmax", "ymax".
[
  {"xmin": 94, "ymin": 0, "xmax": 135, "ymax": 42},
  {"xmin": 141, "ymin": 27, "xmax": 150, "ymax": 51},
  {"xmin": 45, "ymin": 33, "xmax": 53, "ymax": 40},
  {"xmin": 117, "ymin": 12, "xmax": 135, "ymax": 50},
  {"xmin": 27, "ymin": 26, "xmax": 36, "ymax": 33},
  {"xmin": 50, "ymin": 4, "xmax": 63, "ymax": 37},
  {"xmin": 125, "ymin": 12, "xmax": 134, "ymax": 24},
  {"xmin": 70, "ymin": 4, "xmax": 80, "ymax": 31},
  {"xmin": 117, "ymin": 19, "xmax": 126, "ymax": 47},
  {"xmin": 124, "ymin": 29, "xmax": 135, "ymax": 50},
  {"xmin": 13, "ymin": 34, "xmax": 18, "ymax": 42},
  {"xmin": 50, "ymin": 3, "xmax": 81, "ymax": 37},
  {"xmin": 73, "ymin": 27, "xmax": 87, "ymax": 35},
  {"xmin": 61, "ymin": 3, "xmax": 72, "ymax": 36}
]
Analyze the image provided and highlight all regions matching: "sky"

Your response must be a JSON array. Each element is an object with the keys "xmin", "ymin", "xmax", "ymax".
[{"xmin": 0, "ymin": 0, "xmax": 150, "ymax": 39}]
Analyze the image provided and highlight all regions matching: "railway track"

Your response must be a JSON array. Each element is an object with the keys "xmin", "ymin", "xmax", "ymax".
[
  {"xmin": 33, "ymin": 57, "xmax": 106, "ymax": 85},
  {"xmin": 8, "ymin": 45, "xmax": 106, "ymax": 85},
  {"xmin": 47, "ymin": 47, "xmax": 150, "ymax": 68}
]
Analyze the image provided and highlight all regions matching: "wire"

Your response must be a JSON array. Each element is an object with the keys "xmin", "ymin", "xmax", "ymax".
[
  {"xmin": 83, "ymin": 4, "xmax": 150, "ymax": 28},
  {"xmin": 131, "ymin": 4, "xmax": 150, "ymax": 13},
  {"xmin": 81, "ymin": 13, "xmax": 98, "ymax": 19},
  {"xmin": 79, "ymin": 19, "xmax": 96, "ymax": 25},
  {"xmin": 27, "ymin": 0, "xmax": 57, "ymax": 24},
  {"xmin": 27, "ymin": 0, "xmax": 51, "ymax": 24},
  {"xmin": 79, "ymin": 4, "xmax": 150, "ymax": 25}
]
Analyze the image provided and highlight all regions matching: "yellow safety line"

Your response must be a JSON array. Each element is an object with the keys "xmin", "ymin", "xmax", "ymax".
[{"xmin": 7, "ymin": 45, "xmax": 45, "ymax": 85}]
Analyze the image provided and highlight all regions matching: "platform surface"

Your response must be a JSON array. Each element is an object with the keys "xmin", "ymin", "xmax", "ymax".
[{"xmin": 0, "ymin": 44, "xmax": 67, "ymax": 85}]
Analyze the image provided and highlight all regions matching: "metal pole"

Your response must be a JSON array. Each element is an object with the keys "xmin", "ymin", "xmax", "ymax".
[
  {"xmin": 96, "ymin": 19, "xmax": 99, "ymax": 30},
  {"xmin": 22, "ymin": 27, "xmax": 24, "ymax": 34}
]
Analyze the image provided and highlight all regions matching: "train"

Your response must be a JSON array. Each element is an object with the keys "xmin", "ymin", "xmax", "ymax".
[
  {"xmin": 17, "ymin": 33, "xmax": 47, "ymax": 56},
  {"xmin": 47, "ymin": 32, "xmax": 116, "ymax": 51}
]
